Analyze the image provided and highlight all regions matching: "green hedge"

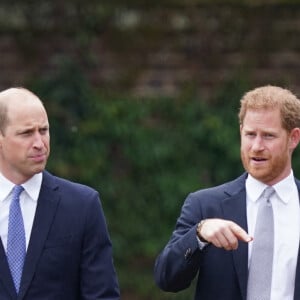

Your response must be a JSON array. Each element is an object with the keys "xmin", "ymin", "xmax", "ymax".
[{"xmin": 29, "ymin": 62, "xmax": 300, "ymax": 299}]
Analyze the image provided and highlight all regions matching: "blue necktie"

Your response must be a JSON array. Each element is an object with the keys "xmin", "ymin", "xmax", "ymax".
[{"xmin": 7, "ymin": 185, "xmax": 25, "ymax": 293}]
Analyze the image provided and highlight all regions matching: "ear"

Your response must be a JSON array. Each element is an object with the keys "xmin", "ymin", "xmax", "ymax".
[{"xmin": 289, "ymin": 127, "xmax": 300, "ymax": 150}]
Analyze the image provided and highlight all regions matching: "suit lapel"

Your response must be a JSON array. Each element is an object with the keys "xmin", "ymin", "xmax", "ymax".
[
  {"xmin": 222, "ymin": 178, "xmax": 248, "ymax": 300},
  {"xmin": 18, "ymin": 172, "xmax": 60, "ymax": 299}
]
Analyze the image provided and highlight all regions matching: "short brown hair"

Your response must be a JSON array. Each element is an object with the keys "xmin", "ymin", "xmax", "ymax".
[
  {"xmin": 238, "ymin": 85, "xmax": 300, "ymax": 132},
  {"xmin": 0, "ymin": 94, "xmax": 9, "ymax": 133}
]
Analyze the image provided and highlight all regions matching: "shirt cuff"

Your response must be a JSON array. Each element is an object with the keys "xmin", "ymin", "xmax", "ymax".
[{"xmin": 196, "ymin": 235, "xmax": 209, "ymax": 250}]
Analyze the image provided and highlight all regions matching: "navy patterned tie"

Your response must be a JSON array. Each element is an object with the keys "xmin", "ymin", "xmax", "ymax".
[
  {"xmin": 247, "ymin": 186, "xmax": 275, "ymax": 300},
  {"xmin": 7, "ymin": 185, "xmax": 25, "ymax": 293}
]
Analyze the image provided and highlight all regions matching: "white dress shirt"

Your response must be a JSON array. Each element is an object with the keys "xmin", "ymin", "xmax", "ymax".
[
  {"xmin": 0, "ymin": 172, "xmax": 42, "ymax": 251},
  {"xmin": 246, "ymin": 171, "xmax": 300, "ymax": 300}
]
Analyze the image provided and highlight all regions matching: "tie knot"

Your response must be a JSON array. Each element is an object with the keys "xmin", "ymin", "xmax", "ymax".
[
  {"xmin": 12, "ymin": 185, "xmax": 24, "ymax": 199},
  {"xmin": 263, "ymin": 186, "xmax": 275, "ymax": 200}
]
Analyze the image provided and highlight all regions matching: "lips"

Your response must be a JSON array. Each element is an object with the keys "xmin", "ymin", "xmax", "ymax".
[
  {"xmin": 252, "ymin": 157, "xmax": 267, "ymax": 161},
  {"xmin": 30, "ymin": 153, "xmax": 47, "ymax": 162}
]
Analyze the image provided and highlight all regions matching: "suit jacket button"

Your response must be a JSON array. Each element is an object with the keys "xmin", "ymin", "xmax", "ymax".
[{"xmin": 184, "ymin": 248, "xmax": 192, "ymax": 260}]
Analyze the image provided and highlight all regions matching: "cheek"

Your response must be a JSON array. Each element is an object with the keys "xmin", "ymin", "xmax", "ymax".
[
  {"xmin": 3, "ymin": 141, "xmax": 27, "ymax": 158},
  {"xmin": 240, "ymin": 139, "xmax": 250, "ymax": 151},
  {"xmin": 43, "ymin": 136, "xmax": 50, "ymax": 146}
]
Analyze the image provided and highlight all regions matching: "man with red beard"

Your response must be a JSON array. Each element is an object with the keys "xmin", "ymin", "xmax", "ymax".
[{"xmin": 154, "ymin": 85, "xmax": 300, "ymax": 300}]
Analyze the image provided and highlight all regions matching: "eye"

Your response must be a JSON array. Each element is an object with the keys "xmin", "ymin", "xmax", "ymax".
[
  {"xmin": 21, "ymin": 130, "xmax": 33, "ymax": 136},
  {"xmin": 39, "ymin": 127, "xmax": 49, "ymax": 134},
  {"xmin": 264, "ymin": 133, "xmax": 275, "ymax": 139},
  {"xmin": 245, "ymin": 132, "xmax": 256, "ymax": 137}
]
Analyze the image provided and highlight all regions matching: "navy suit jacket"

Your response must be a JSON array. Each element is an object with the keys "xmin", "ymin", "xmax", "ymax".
[
  {"xmin": 0, "ymin": 171, "xmax": 120, "ymax": 300},
  {"xmin": 154, "ymin": 173, "xmax": 300, "ymax": 300}
]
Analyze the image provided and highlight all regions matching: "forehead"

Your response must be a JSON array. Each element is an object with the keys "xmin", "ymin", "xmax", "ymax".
[
  {"xmin": 6, "ymin": 95, "xmax": 48, "ymax": 127},
  {"xmin": 242, "ymin": 108, "xmax": 283, "ymax": 131},
  {"xmin": 240, "ymin": 109, "xmax": 286, "ymax": 134}
]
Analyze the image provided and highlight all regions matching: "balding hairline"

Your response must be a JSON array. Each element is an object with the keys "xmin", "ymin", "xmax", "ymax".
[
  {"xmin": 0, "ymin": 87, "xmax": 41, "ymax": 103},
  {"xmin": 0, "ymin": 87, "xmax": 44, "ymax": 134}
]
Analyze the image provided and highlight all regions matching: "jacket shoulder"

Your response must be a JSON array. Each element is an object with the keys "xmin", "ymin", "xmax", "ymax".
[{"xmin": 189, "ymin": 173, "xmax": 247, "ymax": 200}]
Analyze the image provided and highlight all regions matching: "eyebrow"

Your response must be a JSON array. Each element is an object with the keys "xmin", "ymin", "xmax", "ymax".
[{"xmin": 16, "ymin": 124, "xmax": 49, "ymax": 132}]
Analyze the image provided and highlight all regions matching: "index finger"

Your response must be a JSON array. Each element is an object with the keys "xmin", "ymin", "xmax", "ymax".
[{"xmin": 230, "ymin": 223, "xmax": 253, "ymax": 243}]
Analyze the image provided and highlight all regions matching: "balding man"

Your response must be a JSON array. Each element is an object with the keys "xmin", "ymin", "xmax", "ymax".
[{"xmin": 0, "ymin": 87, "xmax": 120, "ymax": 300}]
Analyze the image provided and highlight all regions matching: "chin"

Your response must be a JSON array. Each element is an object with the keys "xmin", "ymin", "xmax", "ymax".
[
  {"xmin": 249, "ymin": 171, "xmax": 274, "ymax": 183},
  {"xmin": 247, "ymin": 167, "xmax": 267, "ymax": 179},
  {"xmin": 32, "ymin": 165, "xmax": 46, "ymax": 174}
]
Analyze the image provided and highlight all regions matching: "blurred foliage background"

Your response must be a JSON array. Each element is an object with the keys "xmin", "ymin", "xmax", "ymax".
[{"xmin": 1, "ymin": 1, "xmax": 300, "ymax": 299}]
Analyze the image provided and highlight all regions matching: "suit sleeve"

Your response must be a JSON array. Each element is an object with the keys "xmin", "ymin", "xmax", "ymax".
[
  {"xmin": 154, "ymin": 192, "xmax": 204, "ymax": 292},
  {"xmin": 80, "ymin": 191, "xmax": 120, "ymax": 300}
]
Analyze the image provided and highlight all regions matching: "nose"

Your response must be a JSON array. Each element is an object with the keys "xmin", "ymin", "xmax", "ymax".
[
  {"xmin": 252, "ymin": 136, "xmax": 264, "ymax": 151},
  {"xmin": 33, "ymin": 133, "xmax": 44, "ymax": 148}
]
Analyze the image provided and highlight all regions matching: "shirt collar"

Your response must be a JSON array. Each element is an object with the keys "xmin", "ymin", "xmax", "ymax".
[
  {"xmin": 246, "ymin": 171, "xmax": 296, "ymax": 205},
  {"xmin": 0, "ymin": 172, "xmax": 43, "ymax": 202}
]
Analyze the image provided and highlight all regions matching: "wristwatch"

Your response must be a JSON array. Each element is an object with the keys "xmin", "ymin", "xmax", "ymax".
[{"xmin": 197, "ymin": 219, "xmax": 209, "ymax": 243}]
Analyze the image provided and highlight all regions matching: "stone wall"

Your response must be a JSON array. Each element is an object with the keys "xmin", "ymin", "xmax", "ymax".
[{"xmin": 0, "ymin": 3, "xmax": 300, "ymax": 99}]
